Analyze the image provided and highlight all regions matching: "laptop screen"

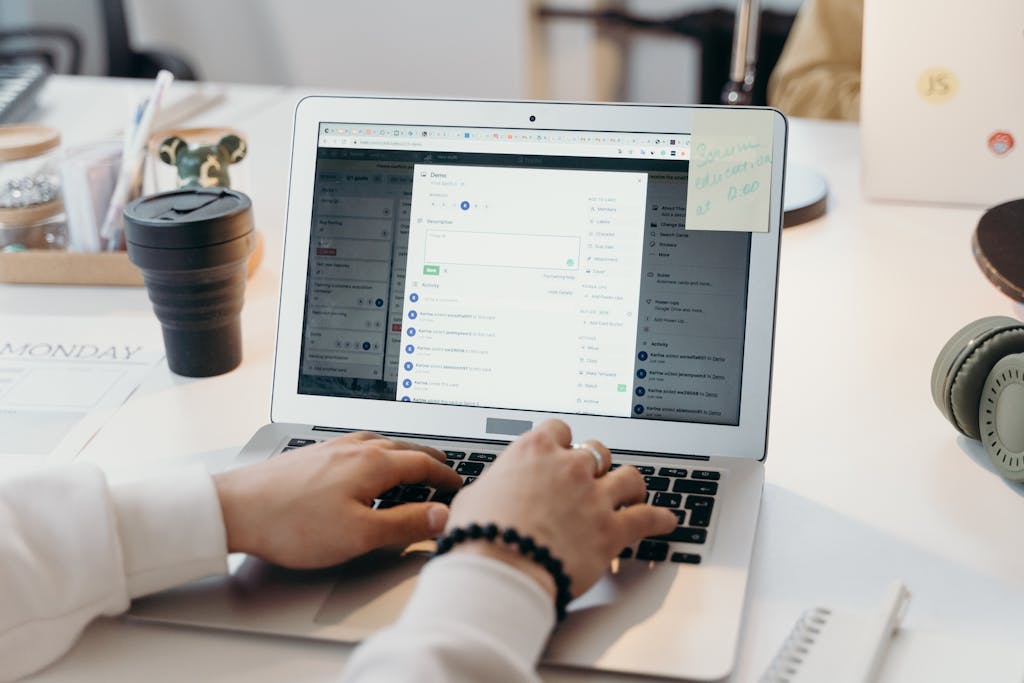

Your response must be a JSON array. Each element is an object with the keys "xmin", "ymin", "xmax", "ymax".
[{"xmin": 297, "ymin": 123, "xmax": 751, "ymax": 426}]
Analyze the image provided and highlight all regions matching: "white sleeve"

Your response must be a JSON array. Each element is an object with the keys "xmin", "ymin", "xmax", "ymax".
[
  {"xmin": 342, "ymin": 553, "xmax": 556, "ymax": 683},
  {"xmin": 0, "ymin": 463, "xmax": 228, "ymax": 682}
]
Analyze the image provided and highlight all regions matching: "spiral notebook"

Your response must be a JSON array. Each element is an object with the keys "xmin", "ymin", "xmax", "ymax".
[{"xmin": 762, "ymin": 583, "xmax": 911, "ymax": 683}]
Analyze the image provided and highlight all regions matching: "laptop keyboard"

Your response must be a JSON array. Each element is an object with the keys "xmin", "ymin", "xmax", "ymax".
[
  {"xmin": 614, "ymin": 463, "xmax": 718, "ymax": 565},
  {"xmin": 278, "ymin": 439, "xmax": 718, "ymax": 565}
]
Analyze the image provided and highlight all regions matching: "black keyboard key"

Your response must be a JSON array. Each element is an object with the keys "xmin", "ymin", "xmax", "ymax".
[
  {"xmin": 469, "ymin": 452, "xmax": 496, "ymax": 462},
  {"xmin": 674, "ymin": 527, "xmax": 707, "ymax": 544},
  {"xmin": 636, "ymin": 465, "xmax": 655, "ymax": 475},
  {"xmin": 652, "ymin": 492, "xmax": 682, "ymax": 508},
  {"xmin": 444, "ymin": 450, "xmax": 466, "ymax": 460},
  {"xmin": 431, "ymin": 489, "xmax": 456, "ymax": 505},
  {"xmin": 689, "ymin": 507, "xmax": 712, "ymax": 528},
  {"xmin": 671, "ymin": 509, "xmax": 687, "ymax": 525},
  {"xmin": 658, "ymin": 467, "xmax": 688, "ymax": 478},
  {"xmin": 636, "ymin": 540, "xmax": 668, "ymax": 561},
  {"xmin": 644, "ymin": 476, "xmax": 670, "ymax": 491},
  {"xmin": 691, "ymin": 470, "xmax": 720, "ymax": 481},
  {"xmin": 377, "ymin": 500, "xmax": 403, "ymax": 509},
  {"xmin": 463, "ymin": 476, "xmax": 477, "ymax": 485},
  {"xmin": 379, "ymin": 486, "xmax": 402, "ymax": 500},
  {"xmin": 287, "ymin": 438, "xmax": 317, "ymax": 447},
  {"xmin": 671, "ymin": 552, "xmax": 701, "ymax": 564},
  {"xmin": 444, "ymin": 460, "xmax": 455, "ymax": 467},
  {"xmin": 609, "ymin": 463, "xmax": 621, "ymax": 470},
  {"xmin": 650, "ymin": 527, "xmax": 707, "ymax": 543},
  {"xmin": 649, "ymin": 527, "xmax": 682, "ymax": 542},
  {"xmin": 686, "ymin": 496, "xmax": 714, "ymax": 527},
  {"xmin": 618, "ymin": 547, "xmax": 633, "ymax": 559},
  {"xmin": 399, "ymin": 486, "xmax": 430, "ymax": 502},
  {"xmin": 673, "ymin": 479, "xmax": 718, "ymax": 496},
  {"xmin": 685, "ymin": 495, "xmax": 715, "ymax": 510},
  {"xmin": 456, "ymin": 461, "xmax": 484, "ymax": 476}
]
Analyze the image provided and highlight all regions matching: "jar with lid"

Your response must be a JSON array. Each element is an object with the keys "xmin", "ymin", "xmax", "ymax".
[{"xmin": 0, "ymin": 124, "xmax": 66, "ymax": 251}]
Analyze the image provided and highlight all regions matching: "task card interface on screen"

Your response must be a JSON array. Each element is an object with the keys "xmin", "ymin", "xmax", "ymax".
[
  {"xmin": 397, "ymin": 164, "xmax": 647, "ymax": 416},
  {"xmin": 301, "ymin": 161, "xmax": 411, "ymax": 391}
]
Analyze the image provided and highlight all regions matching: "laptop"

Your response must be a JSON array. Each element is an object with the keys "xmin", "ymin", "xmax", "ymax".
[
  {"xmin": 861, "ymin": 0, "xmax": 1024, "ymax": 206},
  {"xmin": 130, "ymin": 97, "xmax": 786, "ymax": 681}
]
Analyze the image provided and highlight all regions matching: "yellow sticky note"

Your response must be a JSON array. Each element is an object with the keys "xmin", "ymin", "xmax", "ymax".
[{"xmin": 686, "ymin": 109, "xmax": 775, "ymax": 233}]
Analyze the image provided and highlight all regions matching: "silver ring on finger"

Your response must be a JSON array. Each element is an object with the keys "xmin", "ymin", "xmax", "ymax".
[{"xmin": 572, "ymin": 442, "xmax": 607, "ymax": 478}]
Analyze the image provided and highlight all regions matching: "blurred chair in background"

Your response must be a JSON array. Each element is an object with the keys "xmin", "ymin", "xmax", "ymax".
[
  {"xmin": 0, "ymin": 0, "xmax": 197, "ymax": 79},
  {"xmin": 0, "ymin": 26, "xmax": 81, "ymax": 73},
  {"xmin": 100, "ymin": 0, "xmax": 197, "ymax": 79}
]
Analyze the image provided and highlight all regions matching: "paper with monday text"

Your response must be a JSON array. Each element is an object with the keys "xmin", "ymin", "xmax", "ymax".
[{"xmin": 0, "ymin": 315, "xmax": 164, "ymax": 465}]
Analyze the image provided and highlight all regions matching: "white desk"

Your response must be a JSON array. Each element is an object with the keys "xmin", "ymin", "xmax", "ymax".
[{"xmin": 7, "ymin": 77, "xmax": 1024, "ymax": 682}]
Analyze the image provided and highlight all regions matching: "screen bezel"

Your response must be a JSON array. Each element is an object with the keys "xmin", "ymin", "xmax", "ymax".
[{"xmin": 272, "ymin": 96, "xmax": 786, "ymax": 461}]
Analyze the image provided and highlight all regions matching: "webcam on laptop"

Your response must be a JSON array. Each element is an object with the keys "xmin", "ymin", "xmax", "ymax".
[{"xmin": 932, "ymin": 316, "xmax": 1024, "ymax": 482}]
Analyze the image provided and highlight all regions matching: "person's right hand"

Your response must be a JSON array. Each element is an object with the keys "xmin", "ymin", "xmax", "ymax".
[{"xmin": 445, "ymin": 419, "xmax": 677, "ymax": 599}]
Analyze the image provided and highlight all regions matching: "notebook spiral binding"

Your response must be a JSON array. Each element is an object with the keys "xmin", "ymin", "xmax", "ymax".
[
  {"xmin": 760, "ymin": 607, "xmax": 833, "ymax": 683},
  {"xmin": 759, "ymin": 583, "xmax": 911, "ymax": 683}
]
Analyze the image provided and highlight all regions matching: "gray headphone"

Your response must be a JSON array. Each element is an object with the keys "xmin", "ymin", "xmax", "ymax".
[{"xmin": 932, "ymin": 316, "xmax": 1024, "ymax": 482}]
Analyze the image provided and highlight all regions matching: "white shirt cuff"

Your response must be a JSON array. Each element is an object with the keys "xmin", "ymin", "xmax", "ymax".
[
  {"xmin": 400, "ymin": 552, "xmax": 556, "ymax": 665},
  {"xmin": 109, "ymin": 465, "xmax": 228, "ymax": 598}
]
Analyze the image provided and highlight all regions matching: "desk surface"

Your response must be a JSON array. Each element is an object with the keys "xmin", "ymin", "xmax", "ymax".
[{"xmin": 8, "ymin": 76, "xmax": 1024, "ymax": 682}]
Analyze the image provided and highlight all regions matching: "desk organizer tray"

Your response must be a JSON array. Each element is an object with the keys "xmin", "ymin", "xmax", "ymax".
[{"xmin": 0, "ymin": 231, "xmax": 265, "ymax": 286}]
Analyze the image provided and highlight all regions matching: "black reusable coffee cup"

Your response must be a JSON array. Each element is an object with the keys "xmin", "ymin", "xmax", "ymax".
[{"xmin": 124, "ymin": 188, "xmax": 254, "ymax": 377}]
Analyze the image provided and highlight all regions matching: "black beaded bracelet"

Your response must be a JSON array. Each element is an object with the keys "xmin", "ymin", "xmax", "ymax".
[{"xmin": 433, "ymin": 523, "xmax": 573, "ymax": 622}]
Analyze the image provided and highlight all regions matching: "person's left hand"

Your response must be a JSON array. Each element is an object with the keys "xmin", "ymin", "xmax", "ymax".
[{"xmin": 212, "ymin": 432, "xmax": 462, "ymax": 569}]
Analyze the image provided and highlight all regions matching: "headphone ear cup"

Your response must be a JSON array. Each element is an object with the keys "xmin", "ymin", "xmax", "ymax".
[
  {"xmin": 980, "ymin": 353, "xmax": 1024, "ymax": 482},
  {"xmin": 931, "ymin": 316, "xmax": 1024, "ymax": 438}
]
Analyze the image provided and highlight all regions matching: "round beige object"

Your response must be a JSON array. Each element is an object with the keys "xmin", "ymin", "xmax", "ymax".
[
  {"xmin": 0, "ymin": 198, "xmax": 64, "ymax": 226},
  {"xmin": 0, "ymin": 124, "xmax": 61, "ymax": 161}
]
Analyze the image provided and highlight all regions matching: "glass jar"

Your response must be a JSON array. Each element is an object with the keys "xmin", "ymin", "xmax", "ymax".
[{"xmin": 0, "ymin": 124, "xmax": 66, "ymax": 250}]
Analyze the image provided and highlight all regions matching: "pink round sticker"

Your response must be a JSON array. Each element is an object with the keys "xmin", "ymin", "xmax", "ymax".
[{"xmin": 988, "ymin": 131, "xmax": 1015, "ymax": 156}]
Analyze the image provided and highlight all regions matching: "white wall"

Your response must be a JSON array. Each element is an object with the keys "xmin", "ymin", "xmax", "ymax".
[
  {"xmin": 1, "ymin": 0, "xmax": 805, "ymax": 101},
  {"xmin": 127, "ymin": 0, "xmax": 533, "ymax": 98}
]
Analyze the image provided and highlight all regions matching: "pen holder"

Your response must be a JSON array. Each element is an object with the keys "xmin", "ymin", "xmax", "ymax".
[{"xmin": 59, "ymin": 139, "xmax": 124, "ymax": 253}]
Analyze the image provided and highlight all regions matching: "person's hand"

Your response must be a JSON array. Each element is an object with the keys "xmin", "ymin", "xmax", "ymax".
[
  {"xmin": 445, "ymin": 419, "xmax": 676, "ymax": 599},
  {"xmin": 213, "ymin": 432, "xmax": 462, "ymax": 569}
]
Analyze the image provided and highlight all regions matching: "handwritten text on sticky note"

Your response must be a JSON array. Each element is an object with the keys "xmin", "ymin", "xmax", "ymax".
[{"xmin": 685, "ymin": 109, "xmax": 775, "ymax": 233}]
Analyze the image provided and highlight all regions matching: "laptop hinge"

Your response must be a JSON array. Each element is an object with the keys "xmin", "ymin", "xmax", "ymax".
[
  {"xmin": 311, "ymin": 426, "xmax": 512, "ymax": 447},
  {"xmin": 612, "ymin": 448, "xmax": 711, "ymax": 462},
  {"xmin": 311, "ymin": 427, "xmax": 712, "ymax": 460}
]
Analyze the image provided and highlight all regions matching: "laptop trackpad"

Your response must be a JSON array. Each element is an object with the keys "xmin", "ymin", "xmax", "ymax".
[
  {"xmin": 312, "ymin": 542, "xmax": 432, "ymax": 635},
  {"xmin": 312, "ymin": 544, "xmax": 662, "ymax": 638}
]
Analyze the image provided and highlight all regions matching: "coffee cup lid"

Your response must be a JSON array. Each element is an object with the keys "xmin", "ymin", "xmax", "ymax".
[{"xmin": 124, "ymin": 188, "xmax": 252, "ymax": 249}]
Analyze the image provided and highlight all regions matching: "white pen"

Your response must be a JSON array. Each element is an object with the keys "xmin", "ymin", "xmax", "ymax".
[{"xmin": 99, "ymin": 69, "xmax": 174, "ymax": 251}]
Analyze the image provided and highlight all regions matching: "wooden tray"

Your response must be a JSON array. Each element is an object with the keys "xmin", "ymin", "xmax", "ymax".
[{"xmin": 0, "ymin": 231, "xmax": 265, "ymax": 286}]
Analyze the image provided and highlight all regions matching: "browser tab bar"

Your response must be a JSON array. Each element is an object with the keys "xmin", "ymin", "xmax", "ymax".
[{"xmin": 318, "ymin": 123, "xmax": 691, "ymax": 161}]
